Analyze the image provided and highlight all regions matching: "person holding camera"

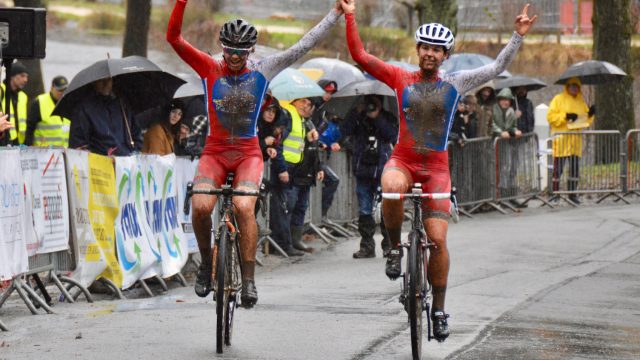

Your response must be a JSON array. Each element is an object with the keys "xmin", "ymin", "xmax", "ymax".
[
  {"xmin": 449, "ymin": 95, "xmax": 478, "ymax": 146},
  {"xmin": 311, "ymin": 80, "xmax": 342, "ymax": 223},
  {"xmin": 1, "ymin": 61, "xmax": 29, "ymax": 145},
  {"xmin": 342, "ymin": 95, "xmax": 398, "ymax": 259},
  {"xmin": 547, "ymin": 77, "xmax": 595, "ymax": 205}
]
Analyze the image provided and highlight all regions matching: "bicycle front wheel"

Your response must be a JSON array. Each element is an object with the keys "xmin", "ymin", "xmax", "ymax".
[
  {"xmin": 215, "ymin": 225, "xmax": 229, "ymax": 354},
  {"xmin": 223, "ymin": 238, "xmax": 241, "ymax": 345},
  {"xmin": 408, "ymin": 230, "xmax": 424, "ymax": 360}
]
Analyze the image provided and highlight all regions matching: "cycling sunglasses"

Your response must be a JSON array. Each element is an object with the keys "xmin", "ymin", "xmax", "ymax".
[{"xmin": 222, "ymin": 45, "xmax": 252, "ymax": 57}]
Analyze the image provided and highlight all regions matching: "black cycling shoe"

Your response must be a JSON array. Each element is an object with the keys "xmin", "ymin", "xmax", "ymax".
[
  {"xmin": 240, "ymin": 279, "xmax": 258, "ymax": 308},
  {"xmin": 194, "ymin": 262, "xmax": 212, "ymax": 298},
  {"xmin": 385, "ymin": 249, "xmax": 402, "ymax": 280},
  {"xmin": 432, "ymin": 311, "xmax": 450, "ymax": 342}
]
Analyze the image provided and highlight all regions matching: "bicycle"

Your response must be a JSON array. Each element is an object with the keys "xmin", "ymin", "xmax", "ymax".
[
  {"xmin": 184, "ymin": 173, "xmax": 261, "ymax": 354},
  {"xmin": 382, "ymin": 185, "xmax": 457, "ymax": 360}
]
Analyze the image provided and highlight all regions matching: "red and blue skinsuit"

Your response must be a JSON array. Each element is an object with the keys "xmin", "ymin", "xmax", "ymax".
[
  {"xmin": 167, "ymin": 0, "xmax": 339, "ymax": 187},
  {"xmin": 345, "ymin": 13, "xmax": 523, "ymax": 216}
]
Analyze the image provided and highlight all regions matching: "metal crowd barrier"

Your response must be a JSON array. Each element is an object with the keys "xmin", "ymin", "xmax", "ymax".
[
  {"xmin": 448, "ymin": 137, "xmax": 503, "ymax": 214},
  {"xmin": 625, "ymin": 130, "xmax": 640, "ymax": 197},
  {"xmin": 306, "ymin": 150, "xmax": 357, "ymax": 243},
  {"xmin": 493, "ymin": 133, "xmax": 551, "ymax": 210},
  {"xmin": 0, "ymin": 254, "xmax": 58, "ymax": 315},
  {"xmin": 547, "ymin": 130, "xmax": 628, "ymax": 205},
  {"xmin": 52, "ymin": 251, "xmax": 94, "ymax": 303}
]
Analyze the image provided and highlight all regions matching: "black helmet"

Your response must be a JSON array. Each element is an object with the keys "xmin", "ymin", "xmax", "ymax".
[{"xmin": 220, "ymin": 19, "xmax": 258, "ymax": 49}]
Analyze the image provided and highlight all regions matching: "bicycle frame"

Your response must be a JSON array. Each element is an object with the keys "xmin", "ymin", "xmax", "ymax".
[
  {"xmin": 183, "ymin": 174, "xmax": 260, "ymax": 354},
  {"xmin": 382, "ymin": 186, "xmax": 452, "ymax": 358}
]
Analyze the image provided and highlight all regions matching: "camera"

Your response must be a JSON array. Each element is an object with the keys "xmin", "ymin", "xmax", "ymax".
[{"xmin": 361, "ymin": 135, "xmax": 379, "ymax": 165}]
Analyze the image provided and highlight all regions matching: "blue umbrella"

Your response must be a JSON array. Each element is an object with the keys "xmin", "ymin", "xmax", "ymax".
[
  {"xmin": 268, "ymin": 68, "xmax": 325, "ymax": 101},
  {"xmin": 440, "ymin": 53, "xmax": 511, "ymax": 78}
]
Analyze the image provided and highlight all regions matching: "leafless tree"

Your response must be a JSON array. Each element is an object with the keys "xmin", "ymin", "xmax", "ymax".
[
  {"xmin": 122, "ymin": 0, "xmax": 151, "ymax": 57},
  {"xmin": 593, "ymin": 0, "xmax": 635, "ymax": 133}
]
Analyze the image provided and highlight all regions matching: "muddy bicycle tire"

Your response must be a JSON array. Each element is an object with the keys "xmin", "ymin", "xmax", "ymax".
[
  {"xmin": 215, "ymin": 225, "xmax": 229, "ymax": 354},
  {"xmin": 408, "ymin": 230, "xmax": 424, "ymax": 360}
]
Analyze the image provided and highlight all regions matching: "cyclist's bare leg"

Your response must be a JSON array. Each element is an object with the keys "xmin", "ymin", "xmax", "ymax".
[
  {"xmin": 192, "ymin": 182, "xmax": 218, "ymax": 296},
  {"xmin": 423, "ymin": 216, "xmax": 450, "ymax": 340},
  {"xmin": 192, "ymin": 183, "xmax": 218, "ymax": 262},
  {"xmin": 423, "ymin": 217, "xmax": 449, "ymax": 311},
  {"xmin": 381, "ymin": 168, "xmax": 411, "ymax": 247},
  {"xmin": 233, "ymin": 183, "xmax": 259, "ymax": 279},
  {"xmin": 234, "ymin": 182, "xmax": 259, "ymax": 307},
  {"xmin": 381, "ymin": 168, "xmax": 410, "ymax": 279}
]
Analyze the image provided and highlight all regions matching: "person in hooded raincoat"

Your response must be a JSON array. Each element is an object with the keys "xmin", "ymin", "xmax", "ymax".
[{"xmin": 547, "ymin": 77, "xmax": 596, "ymax": 204}]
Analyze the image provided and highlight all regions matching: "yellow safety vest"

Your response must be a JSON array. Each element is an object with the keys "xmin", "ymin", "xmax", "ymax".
[
  {"xmin": 1, "ymin": 83, "xmax": 28, "ymax": 144},
  {"xmin": 282, "ymin": 103, "xmax": 305, "ymax": 164},
  {"xmin": 33, "ymin": 93, "xmax": 71, "ymax": 147}
]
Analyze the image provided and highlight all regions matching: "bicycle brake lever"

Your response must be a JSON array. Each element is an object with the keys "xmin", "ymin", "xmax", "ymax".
[{"xmin": 184, "ymin": 182, "xmax": 193, "ymax": 215}]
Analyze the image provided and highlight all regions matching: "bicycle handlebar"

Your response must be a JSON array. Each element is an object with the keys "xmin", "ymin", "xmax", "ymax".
[
  {"xmin": 381, "ymin": 192, "xmax": 451, "ymax": 200},
  {"xmin": 183, "ymin": 181, "xmax": 260, "ymax": 216},
  {"xmin": 190, "ymin": 188, "xmax": 261, "ymax": 197}
]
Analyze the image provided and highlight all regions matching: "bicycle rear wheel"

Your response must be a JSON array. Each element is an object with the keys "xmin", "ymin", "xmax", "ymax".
[
  {"xmin": 408, "ymin": 230, "xmax": 424, "ymax": 360},
  {"xmin": 215, "ymin": 225, "xmax": 229, "ymax": 354}
]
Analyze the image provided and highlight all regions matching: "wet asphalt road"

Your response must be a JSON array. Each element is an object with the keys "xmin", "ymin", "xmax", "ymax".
[{"xmin": 1, "ymin": 203, "xmax": 640, "ymax": 360}]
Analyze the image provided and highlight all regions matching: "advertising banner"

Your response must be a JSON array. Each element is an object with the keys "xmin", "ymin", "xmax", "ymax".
[
  {"xmin": 0, "ymin": 149, "xmax": 28, "ymax": 280},
  {"xmin": 64, "ymin": 149, "xmax": 107, "ymax": 288},
  {"xmin": 88, "ymin": 153, "xmax": 122, "ymax": 288},
  {"xmin": 114, "ymin": 156, "xmax": 158, "ymax": 289},
  {"xmin": 174, "ymin": 157, "xmax": 199, "ymax": 254},
  {"xmin": 140, "ymin": 154, "xmax": 188, "ymax": 277},
  {"xmin": 21, "ymin": 148, "xmax": 70, "ymax": 254}
]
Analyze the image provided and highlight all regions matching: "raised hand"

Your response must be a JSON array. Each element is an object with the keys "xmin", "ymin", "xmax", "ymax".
[
  {"xmin": 514, "ymin": 4, "xmax": 538, "ymax": 36},
  {"xmin": 333, "ymin": 0, "xmax": 344, "ymax": 15},
  {"xmin": 339, "ymin": 0, "xmax": 356, "ymax": 14}
]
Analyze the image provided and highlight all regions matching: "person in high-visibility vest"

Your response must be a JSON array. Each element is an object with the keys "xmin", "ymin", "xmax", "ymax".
[
  {"xmin": 25, "ymin": 75, "xmax": 71, "ymax": 147},
  {"xmin": 0, "ymin": 61, "xmax": 29, "ymax": 145},
  {"xmin": 269, "ymin": 97, "xmax": 324, "ymax": 257}
]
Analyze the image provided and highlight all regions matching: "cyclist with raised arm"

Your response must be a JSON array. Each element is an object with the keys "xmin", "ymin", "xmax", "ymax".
[
  {"xmin": 167, "ymin": 0, "xmax": 343, "ymax": 307},
  {"xmin": 339, "ymin": 0, "xmax": 536, "ymax": 341}
]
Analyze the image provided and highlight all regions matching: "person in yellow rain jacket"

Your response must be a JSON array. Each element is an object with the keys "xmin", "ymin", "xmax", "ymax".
[
  {"xmin": 0, "ymin": 61, "xmax": 29, "ymax": 145},
  {"xmin": 547, "ymin": 77, "xmax": 595, "ymax": 204}
]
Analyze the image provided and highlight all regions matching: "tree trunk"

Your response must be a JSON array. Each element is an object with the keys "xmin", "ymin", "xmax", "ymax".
[
  {"xmin": 122, "ymin": 0, "xmax": 151, "ymax": 58},
  {"xmin": 593, "ymin": 0, "xmax": 635, "ymax": 134},
  {"xmin": 416, "ymin": 0, "xmax": 458, "ymax": 34},
  {"xmin": 13, "ymin": 0, "xmax": 45, "ymax": 98}
]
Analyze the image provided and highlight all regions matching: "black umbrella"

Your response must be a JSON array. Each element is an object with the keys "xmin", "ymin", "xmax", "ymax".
[
  {"xmin": 495, "ymin": 76, "xmax": 547, "ymax": 92},
  {"xmin": 323, "ymin": 79, "xmax": 397, "ymax": 119},
  {"xmin": 53, "ymin": 56, "xmax": 185, "ymax": 118},
  {"xmin": 555, "ymin": 60, "xmax": 627, "ymax": 85}
]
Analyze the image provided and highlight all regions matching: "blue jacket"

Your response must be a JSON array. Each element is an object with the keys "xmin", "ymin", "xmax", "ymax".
[
  {"xmin": 341, "ymin": 108, "xmax": 398, "ymax": 180},
  {"xmin": 69, "ymin": 92, "xmax": 143, "ymax": 156}
]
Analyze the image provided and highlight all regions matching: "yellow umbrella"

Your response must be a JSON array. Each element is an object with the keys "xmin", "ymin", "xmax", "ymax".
[{"xmin": 298, "ymin": 68, "xmax": 324, "ymax": 81}]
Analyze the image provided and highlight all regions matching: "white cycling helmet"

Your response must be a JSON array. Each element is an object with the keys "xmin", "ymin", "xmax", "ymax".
[{"xmin": 415, "ymin": 23, "xmax": 455, "ymax": 52}]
